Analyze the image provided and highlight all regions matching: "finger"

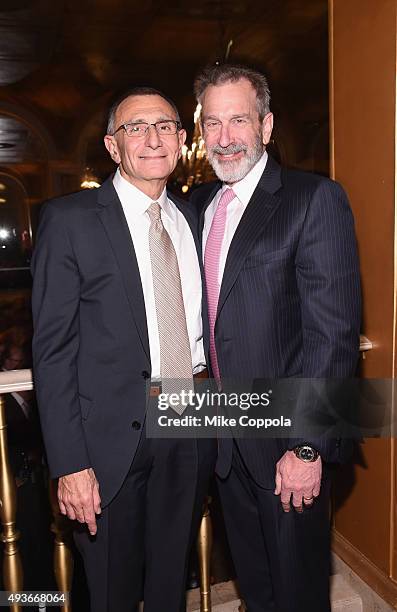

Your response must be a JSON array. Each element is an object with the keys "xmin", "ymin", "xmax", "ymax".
[
  {"xmin": 280, "ymin": 489, "xmax": 292, "ymax": 512},
  {"xmin": 280, "ymin": 489, "xmax": 292, "ymax": 506},
  {"xmin": 313, "ymin": 483, "xmax": 321, "ymax": 498},
  {"xmin": 83, "ymin": 508, "xmax": 97, "ymax": 536},
  {"xmin": 65, "ymin": 504, "xmax": 77, "ymax": 521},
  {"xmin": 291, "ymin": 491, "xmax": 304, "ymax": 513},
  {"xmin": 274, "ymin": 469, "xmax": 282, "ymax": 495},
  {"xmin": 93, "ymin": 487, "xmax": 102, "ymax": 515},
  {"xmin": 68, "ymin": 499, "xmax": 85, "ymax": 523},
  {"xmin": 80, "ymin": 495, "xmax": 98, "ymax": 535},
  {"xmin": 73, "ymin": 506, "xmax": 85, "ymax": 523},
  {"xmin": 87, "ymin": 521, "xmax": 97, "ymax": 536},
  {"xmin": 82, "ymin": 500, "xmax": 96, "ymax": 523},
  {"xmin": 302, "ymin": 489, "xmax": 314, "ymax": 505},
  {"xmin": 57, "ymin": 485, "xmax": 66, "ymax": 513}
]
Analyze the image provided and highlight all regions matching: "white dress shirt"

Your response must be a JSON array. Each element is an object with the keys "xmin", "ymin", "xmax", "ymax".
[
  {"xmin": 203, "ymin": 151, "xmax": 268, "ymax": 285},
  {"xmin": 113, "ymin": 169, "xmax": 205, "ymax": 379}
]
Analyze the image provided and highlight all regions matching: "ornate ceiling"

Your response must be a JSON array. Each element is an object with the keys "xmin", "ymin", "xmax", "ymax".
[{"xmin": 0, "ymin": 0, "xmax": 328, "ymax": 172}]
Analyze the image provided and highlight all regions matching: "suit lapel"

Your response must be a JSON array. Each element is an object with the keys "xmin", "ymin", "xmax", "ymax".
[
  {"xmin": 217, "ymin": 156, "xmax": 283, "ymax": 317},
  {"xmin": 96, "ymin": 177, "xmax": 150, "ymax": 361}
]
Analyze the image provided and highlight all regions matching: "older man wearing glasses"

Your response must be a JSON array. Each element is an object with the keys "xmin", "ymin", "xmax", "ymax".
[{"xmin": 32, "ymin": 87, "xmax": 216, "ymax": 612}]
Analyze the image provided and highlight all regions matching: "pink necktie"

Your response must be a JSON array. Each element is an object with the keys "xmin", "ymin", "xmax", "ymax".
[{"xmin": 204, "ymin": 188, "xmax": 235, "ymax": 385}]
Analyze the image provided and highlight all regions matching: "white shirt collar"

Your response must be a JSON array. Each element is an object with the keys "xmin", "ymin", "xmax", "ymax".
[
  {"xmin": 221, "ymin": 150, "xmax": 268, "ymax": 207},
  {"xmin": 113, "ymin": 167, "xmax": 173, "ymax": 221}
]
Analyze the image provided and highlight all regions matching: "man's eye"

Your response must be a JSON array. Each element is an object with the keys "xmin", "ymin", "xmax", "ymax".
[
  {"xmin": 205, "ymin": 122, "xmax": 220, "ymax": 130},
  {"xmin": 232, "ymin": 118, "xmax": 247, "ymax": 125},
  {"xmin": 125, "ymin": 124, "xmax": 147, "ymax": 135},
  {"xmin": 158, "ymin": 122, "xmax": 173, "ymax": 132}
]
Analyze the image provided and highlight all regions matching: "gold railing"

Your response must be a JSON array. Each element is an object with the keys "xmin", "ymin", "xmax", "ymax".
[
  {"xmin": 0, "ymin": 392, "xmax": 23, "ymax": 612},
  {"xmin": 0, "ymin": 369, "xmax": 213, "ymax": 611}
]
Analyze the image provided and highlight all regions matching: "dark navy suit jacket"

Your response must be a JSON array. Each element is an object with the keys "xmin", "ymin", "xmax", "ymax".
[
  {"xmin": 31, "ymin": 176, "xmax": 201, "ymax": 506},
  {"xmin": 191, "ymin": 155, "xmax": 361, "ymax": 487}
]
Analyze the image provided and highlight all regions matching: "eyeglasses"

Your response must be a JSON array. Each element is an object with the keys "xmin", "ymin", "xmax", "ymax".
[{"xmin": 112, "ymin": 120, "xmax": 181, "ymax": 137}]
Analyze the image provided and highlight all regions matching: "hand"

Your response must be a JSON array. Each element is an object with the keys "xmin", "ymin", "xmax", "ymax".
[
  {"xmin": 58, "ymin": 468, "xmax": 101, "ymax": 535},
  {"xmin": 274, "ymin": 450, "xmax": 321, "ymax": 513}
]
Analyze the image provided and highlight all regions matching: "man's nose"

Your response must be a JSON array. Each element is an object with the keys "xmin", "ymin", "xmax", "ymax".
[
  {"xmin": 145, "ymin": 124, "xmax": 162, "ymax": 148},
  {"xmin": 218, "ymin": 123, "xmax": 232, "ymax": 148}
]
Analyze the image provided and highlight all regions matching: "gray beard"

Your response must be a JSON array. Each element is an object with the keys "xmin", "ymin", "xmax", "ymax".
[{"xmin": 207, "ymin": 136, "xmax": 264, "ymax": 183}]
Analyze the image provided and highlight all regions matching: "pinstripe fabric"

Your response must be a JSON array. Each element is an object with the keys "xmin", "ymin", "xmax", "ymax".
[
  {"xmin": 204, "ymin": 188, "xmax": 235, "ymax": 385},
  {"xmin": 190, "ymin": 155, "xmax": 361, "ymax": 612},
  {"xmin": 148, "ymin": 202, "xmax": 193, "ymax": 413},
  {"xmin": 192, "ymin": 156, "xmax": 361, "ymax": 484}
]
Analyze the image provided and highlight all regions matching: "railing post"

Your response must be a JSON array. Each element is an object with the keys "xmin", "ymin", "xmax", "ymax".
[
  {"xmin": 198, "ymin": 496, "xmax": 212, "ymax": 612},
  {"xmin": 0, "ymin": 393, "xmax": 23, "ymax": 611},
  {"xmin": 49, "ymin": 480, "xmax": 74, "ymax": 612}
]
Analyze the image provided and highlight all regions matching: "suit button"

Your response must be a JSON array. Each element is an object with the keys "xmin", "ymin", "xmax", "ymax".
[
  {"xmin": 131, "ymin": 421, "xmax": 141, "ymax": 430},
  {"xmin": 141, "ymin": 370, "xmax": 150, "ymax": 379}
]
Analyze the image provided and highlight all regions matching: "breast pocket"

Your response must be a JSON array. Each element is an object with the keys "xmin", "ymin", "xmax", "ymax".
[{"xmin": 242, "ymin": 247, "xmax": 289, "ymax": 270}]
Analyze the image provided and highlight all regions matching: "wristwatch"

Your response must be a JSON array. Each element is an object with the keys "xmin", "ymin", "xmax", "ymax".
[{"xmin": 293, "ymin": 444, "xmax": 320, "ymax": 463}]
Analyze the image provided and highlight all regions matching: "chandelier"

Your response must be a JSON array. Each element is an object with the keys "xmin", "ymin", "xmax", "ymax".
[
  {"xmin": 175, "ymin": 103, "xmax": 215, "ymax": 195},
  {"xmin": 174, "ymin": 38, "xmax": 234, "ymax": 196},
  {"xmin": 81, "ymin": 167, "xmax": 101, "ymax": 189}
]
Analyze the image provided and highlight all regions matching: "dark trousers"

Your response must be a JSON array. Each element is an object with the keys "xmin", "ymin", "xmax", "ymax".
[
  {"xmin": 217, "ymin": 443, "xmax": 331, "ymax": 612},
  {"xmin": 16, "ymin": 477, "xmax": 53, "ymax": 591},
  {"xmin": 74, "ymin": 433, "xmax": 216, "ymax": 612}
]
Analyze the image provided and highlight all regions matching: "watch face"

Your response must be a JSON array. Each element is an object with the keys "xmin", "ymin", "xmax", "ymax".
[
  {"xmin": 295, "ymin": 445, "xmax": 318, "ymax": 462},
  {"xmin": 300, "ymin": 446, "xmax": 315, "ymax": 461}
]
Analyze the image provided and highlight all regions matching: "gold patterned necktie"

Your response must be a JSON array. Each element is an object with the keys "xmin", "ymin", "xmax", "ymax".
[{"xmin": 147, "ymin": 202, "xmax": 194, "ymax": 413}]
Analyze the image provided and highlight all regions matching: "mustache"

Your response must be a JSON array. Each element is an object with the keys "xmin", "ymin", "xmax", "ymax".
[{"xmin": 209, "ymin": 143, "xmax": 248, "ymax": 156}]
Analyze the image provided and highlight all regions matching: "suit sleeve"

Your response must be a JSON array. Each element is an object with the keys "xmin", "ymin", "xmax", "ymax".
[
  {"xmin": 289, "ymin": 179, "xmax": 361, "ymax": 461},
  {"xmin": 31, "ymin": 202, "xmax": 91, "ymax": 478}
]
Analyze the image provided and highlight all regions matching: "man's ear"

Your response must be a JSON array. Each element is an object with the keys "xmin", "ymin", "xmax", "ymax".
[
  {"xmin": 104, "ymin": 135, "xmax": 121, "ymax": 164},
  {"xmin": 262, "ymin": 113, "xmax": 274, "ymax": 145},
  {"xmin": 177, "ymin": 128, "xmax": 187, "ymax": 158}
]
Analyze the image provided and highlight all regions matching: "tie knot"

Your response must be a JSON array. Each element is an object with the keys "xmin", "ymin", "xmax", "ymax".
[
  {"xmin": 147, "ymin": 202, "xmax": 162, "ymax": 223},
  {"xmin": 218, "ymin": 188, "xmax": 235, "ymax": 209}
]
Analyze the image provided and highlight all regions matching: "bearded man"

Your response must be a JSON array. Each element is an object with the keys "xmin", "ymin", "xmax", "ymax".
[{"xmin": 190, "ymin": 64, "xmax": 361, "ymax": 612}]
